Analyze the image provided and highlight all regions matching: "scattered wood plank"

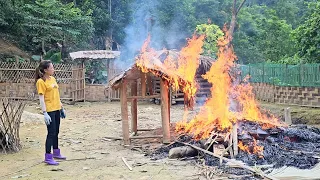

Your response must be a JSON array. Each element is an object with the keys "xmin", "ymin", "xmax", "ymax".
[
  {"xmin": 121, "ymin": 157, "xmax": 133, "ymax": 171},
  {"xmin": 176, "ymin": 141, "xmax": 278, "ymax": 180},
  {"xmin": 102, "ymin": 136, "xmax": 123, "ymax": 141}
]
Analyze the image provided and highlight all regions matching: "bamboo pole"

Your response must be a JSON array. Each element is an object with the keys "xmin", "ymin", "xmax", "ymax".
[
  {"xmin": 131, "ymin": 81, "xmax": 138, "ymax": 134},
  {"xmin": 120, "ymin": 79, "xmax": 130, "ymax": 145},
  {"xmin": 160, "ymin": 79, "xmax": 170, "ymax": 144}
]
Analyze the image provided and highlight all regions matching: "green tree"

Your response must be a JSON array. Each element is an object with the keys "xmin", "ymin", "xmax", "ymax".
[
  {"xmin": 0, "ymin": 0, "xmax": 25, "ymax": 37},
  {"xmin": 293, "ymin": 2, "xmax": 320, "ymax": 63},
  {"xmin": 196, "ymin": 23, "xmax": 224, "ymax": 58},
  {"xmin": 22, "ymin": 0, "xmax": 93, "ymax": 58},
  {"xmin": 234, "ymin": 6, "xmax": 296, "ymax": 64}
]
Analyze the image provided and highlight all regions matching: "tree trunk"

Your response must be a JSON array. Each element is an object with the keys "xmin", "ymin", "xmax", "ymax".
[
  {"xmin": 228, "ymin": 0, "xmax": 247, "ymax": 40},
  {"xmin": 41, "ymin": 40, "xmax": 46, "ymax": 55},
  {"xmin": 229, "ymin": 14, "xmax": 237, "ymax": 38},
  {"xmin": 61, "ymin": 40, "xmax": 68, "ymax": 59}
]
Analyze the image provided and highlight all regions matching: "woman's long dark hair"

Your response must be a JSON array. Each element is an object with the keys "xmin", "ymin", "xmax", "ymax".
[{"xmin": 35, "ymin": 60, "xmax": 52, "ymax": 83}]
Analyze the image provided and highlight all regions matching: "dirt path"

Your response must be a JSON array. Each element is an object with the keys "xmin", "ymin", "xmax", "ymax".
[{"xmin": 0, "ymin": 102, "xmax": 202, "ymax": 180}]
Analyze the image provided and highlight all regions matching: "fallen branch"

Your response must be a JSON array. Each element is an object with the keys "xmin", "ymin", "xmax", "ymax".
[
  {"xmin": 102, "ymin": 136, "xmax": 123, "ymax": 141},
  {"xmin": 176, "ymin": 141, "xmax": 278, "ymax": 180},
  {"xmin": 121, "ymin": 157, "xmax": 133, "ymax": 171},
  {"xmin": 65, "ymin": 157, "xmax": 96, "ymax": 162}
]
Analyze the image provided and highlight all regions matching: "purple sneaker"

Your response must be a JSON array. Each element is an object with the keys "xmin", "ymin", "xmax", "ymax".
[
  {"xmin": 53, "ymin": 149, "xmax": 66, "ymax": 160},
  {"xmin": 44, "ymin": 153, "xmax": 59, "ymax": 165}
]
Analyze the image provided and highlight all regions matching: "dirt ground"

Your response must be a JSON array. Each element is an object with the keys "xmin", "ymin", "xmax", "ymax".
[
  {"xmin": 1, "ymin": 101, "xmax": 319, "ymax": 180},
  {"xmin": 0, "ymin": 102, "xmax": 203, "ymax": 180}
]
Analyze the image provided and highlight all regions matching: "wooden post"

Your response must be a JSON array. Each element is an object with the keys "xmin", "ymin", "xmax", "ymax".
[
  {"xmin": 232, "ymin": 124, "xmax": 238, "ymax": 156},
  {"xmin": 82, "ymin": 61, "xmax": 86, "ymax": 102},
  {"xmin": 284, "ymin": 107, "xmax": 292, "ymax": 125},
  {"xmin": 168, "ymin": 88, "xmax": 171, "ymax": 123},
  {"xmin": 120, "ymin": 79, "xmax": 130, "ymax": 145},
  {"xmin": 160, "ymin": 79, "xmax": 170, "ymax": 144},
  {"xmin": 141, "ymin": 73, "xmax": 146, "ymax": 97},
  {"xmin": 131, "ymin": 81, "xmax": 138, "ymax": 135},
  {"xmin": 147, "ymin": 75, "xmax": 153, "ymax": 95}
]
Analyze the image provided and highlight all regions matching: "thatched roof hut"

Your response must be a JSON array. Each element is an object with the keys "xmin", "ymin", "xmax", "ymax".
[
  {"xmin": 108, "ymin": 49, "xmax": 214, "ymax": 89},
  {"xmin": 108, "ymin": 49, "xmax": 214, "ymax": 146}
]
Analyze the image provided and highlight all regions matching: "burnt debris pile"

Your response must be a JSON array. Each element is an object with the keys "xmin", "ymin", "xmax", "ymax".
[{"xmin": 150, "ymin": 121, "xmax": 320, "ymax": 172}]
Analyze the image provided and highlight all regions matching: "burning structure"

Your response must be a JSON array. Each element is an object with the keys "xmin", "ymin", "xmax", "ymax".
[
  {"xmin": 108, "ymin": 34, "xmax": 214, "ymax": 145},
  {"xmin": 145, "ymin": 31, "xmax": 319, "ymax": 179},
  {"xmin": 111, "ymin": 30, "xmax": 320, "ymax": 179}
]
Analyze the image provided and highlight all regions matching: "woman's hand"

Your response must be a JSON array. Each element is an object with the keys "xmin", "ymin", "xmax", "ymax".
[
  {"xmin": 43, "ymin": 112, "xmax": 52, "ymax": 125},
  {"xmin": 60, "ymin": 108, "xmax": 66, "ymax": 119}
]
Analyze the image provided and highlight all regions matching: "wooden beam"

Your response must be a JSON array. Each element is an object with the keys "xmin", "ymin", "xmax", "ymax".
[
  {"xmin": 127, "ymin": 95, "xmax": 160, "ymax": 100},
  {"xmin": 141, "ymin": 73, "xmax": 146, "ymax": 97},
  {"xmin": 120, "ymin": 80, "xmax": 130, "ymax": 145},
  {"xmin": 131, "ymin": 81, "xmax": 138, "ymax": 134},
  {"xmin": 160, "ymin": 79, "xmax": 170, "ymax": 144}
]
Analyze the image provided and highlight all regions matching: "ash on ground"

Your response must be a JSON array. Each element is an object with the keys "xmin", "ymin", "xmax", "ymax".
[{"xmin": 149, "ymin": 122, "xmax": 320, "ymax": 178}]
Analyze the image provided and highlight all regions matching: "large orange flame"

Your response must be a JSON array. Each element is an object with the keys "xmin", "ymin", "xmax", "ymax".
[
  {"xmin": 136, "ymin": 34, "xmax": 205, "ymax": 99},
  {"xmin": 176, "ymin": 28, "xmax": 282, "ymax": 139}
]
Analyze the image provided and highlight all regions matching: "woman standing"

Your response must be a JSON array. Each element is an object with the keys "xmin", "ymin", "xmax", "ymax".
[{"xmin": 35, "ymin": 60, "xmax": 67, "ymax": 165}]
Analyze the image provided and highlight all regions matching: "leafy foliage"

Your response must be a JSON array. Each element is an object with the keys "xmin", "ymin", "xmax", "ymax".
[
  {"xmin": 293, "ymin": 2, "xmax": 320, "ymax": 63},
  {"xmin": 21, "ymin": 0, "xmax": 93, "ymax": 53},
  {"xmin": 0, "ymin": 0, "xmax": 319, "ymax": 67},
  {"xmin": 234, "ymin": 6, "xmax": 296, "ymax": 64},
  {"xmin": 196, "ymin": 24, "xmax": 224, "ymax": 58}
]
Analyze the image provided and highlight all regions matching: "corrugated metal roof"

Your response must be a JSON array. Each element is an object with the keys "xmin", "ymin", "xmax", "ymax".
[{"xmin": 69, "ymin": 50, "xmax": 120, "ymax": 60}]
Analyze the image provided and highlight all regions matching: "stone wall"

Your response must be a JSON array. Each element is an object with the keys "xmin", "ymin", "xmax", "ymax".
[{"xmin": 251, "ymin": 83, "xmax": 320, "ymax": 107}]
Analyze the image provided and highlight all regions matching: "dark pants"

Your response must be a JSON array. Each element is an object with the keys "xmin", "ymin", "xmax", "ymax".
[{"xmin": 45, "ymin": 110, "xmax": 60, "ymax": 153}]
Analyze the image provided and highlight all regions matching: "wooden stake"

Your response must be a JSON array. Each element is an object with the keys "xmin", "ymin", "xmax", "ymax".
[
  {"xmin": 177, "ymin": 141, "xmax": 278, "ymax": 180},
  {"xmin": 284, "ymin": 107, "xmax": 292, "ymax": 125},
  {"xmin": 228, "ymin": 133, "xmax": 234, "ymax": 158},
  {"xmin": 131, "ymin": 81, "xmax": 138, "ymax": 134},
  {"xmin": 141, "ymin": 73, "xmax": 146, "ymax": 97},
  {"xmin": 120, "ymin": 80, "xmax": 130, "ymax": 145},
  {"xmin": 160, "ymin": 79, "xmax": 170, "ymax": 144},
  {"xmin": 233, "ymin": 124, "xmax": 238, "ymax": 156},
  {"xmin": 121, "ymin": 157, "xmax": 133, "ymax": 171}
]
